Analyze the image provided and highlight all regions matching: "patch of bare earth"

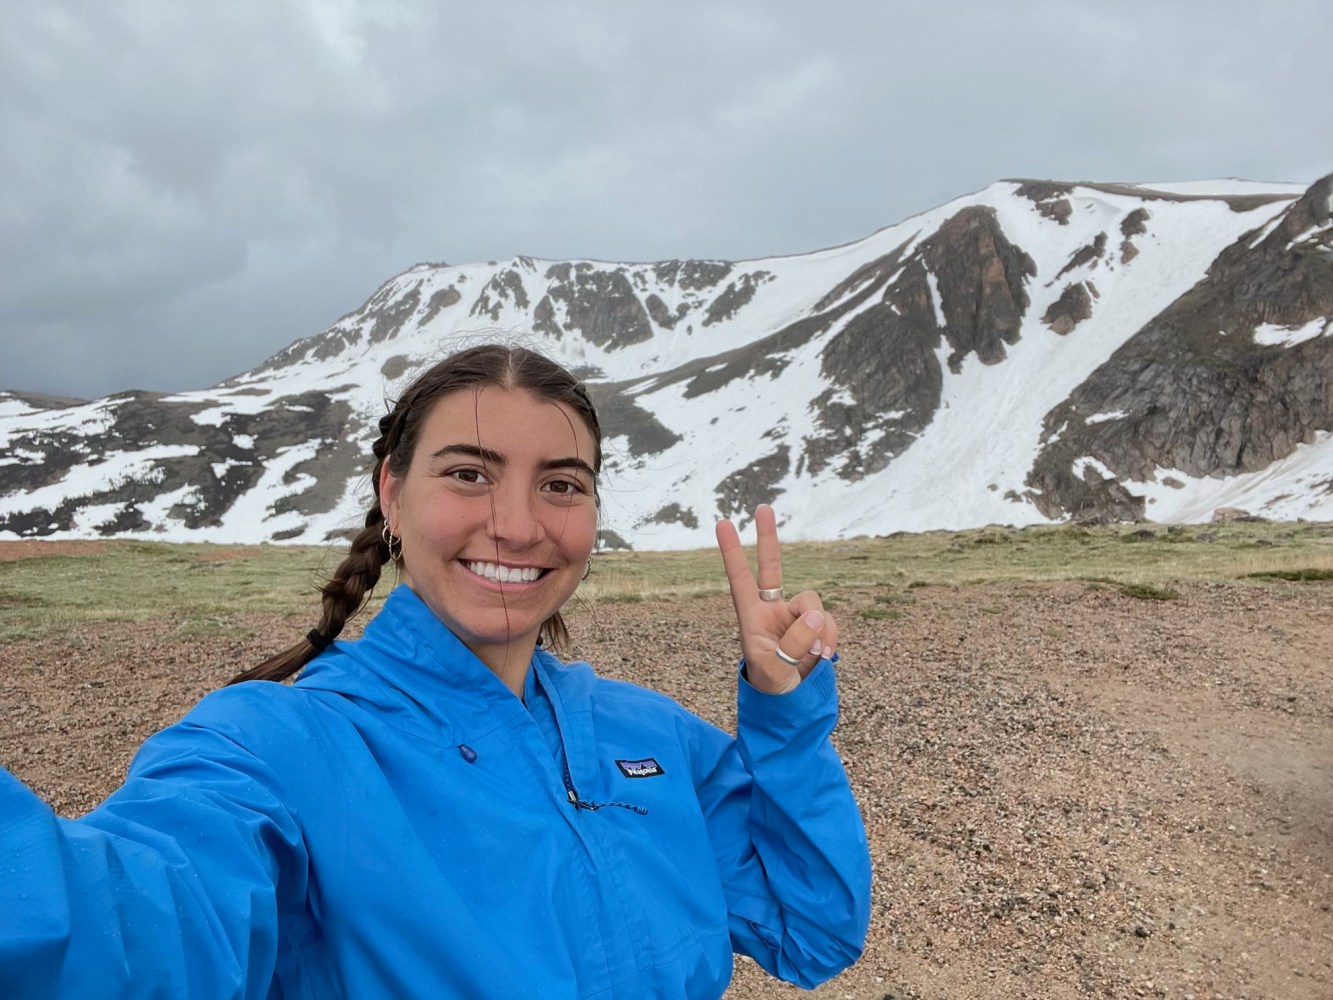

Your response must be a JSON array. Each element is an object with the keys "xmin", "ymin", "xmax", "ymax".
[
  {"xmin": 2, "ymin": 581, "xmax": 1329, "ymax": 999},
  {"xmin": 0, "ymin": 540, "xmax": 107, "ymax": 561}
]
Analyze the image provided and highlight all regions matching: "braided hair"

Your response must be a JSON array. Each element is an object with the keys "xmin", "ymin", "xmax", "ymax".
[{"xmin": 229, "ymin": 344, "xmax": 602, "ymax": 685}]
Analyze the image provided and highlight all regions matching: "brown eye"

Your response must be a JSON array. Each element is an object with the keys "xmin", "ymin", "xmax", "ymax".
[{"xmin": 448, "ymin": 468, "xmax": 489, "ymax": 485}]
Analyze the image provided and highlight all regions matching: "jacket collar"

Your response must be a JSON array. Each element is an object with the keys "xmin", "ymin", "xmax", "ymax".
[{"xmin": 293, "ymin": 584, "xmax": 534, "ymax": 747}]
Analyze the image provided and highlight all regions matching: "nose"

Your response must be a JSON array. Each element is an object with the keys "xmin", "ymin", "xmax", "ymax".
[{"xmin": 486, "ymin": 481, "xmax": 546, "ymax": 550}]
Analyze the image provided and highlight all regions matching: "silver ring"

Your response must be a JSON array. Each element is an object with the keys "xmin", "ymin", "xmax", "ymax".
[
  {"xmin": 758, "ymin": 587, "xmax": 784, "ymax": 602},
  {"xmin": 773, "ymin": 646, "xmax": 802, "ymax": 667}
]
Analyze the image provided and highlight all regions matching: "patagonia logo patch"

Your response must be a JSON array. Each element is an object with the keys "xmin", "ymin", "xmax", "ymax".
[{"xmin": 615, "ymin": 757, "xmax": 665, "ymax": 779}]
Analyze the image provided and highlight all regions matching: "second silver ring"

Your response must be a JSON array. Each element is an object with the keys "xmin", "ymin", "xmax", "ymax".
[{"xmin": 758, "ymin": 587, "xmax": 784, "ymax": 602}]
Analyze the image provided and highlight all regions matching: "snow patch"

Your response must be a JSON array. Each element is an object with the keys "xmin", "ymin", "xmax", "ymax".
[
  {"xmin": 926, "ymin": 269, "xmax": 946, "ymax": 328},
  {"xmin": 1253, "ymin": 318, "xmax": 1328, "ymax": 347},
  {"xmin": 71, "ymin": 503, "xmax": 129, "ymax": 534},
  {"xmin": 1073, "ymin": 456, "xmax": 1116, "ymax": 481},
  {"xmin": 0, "ymin": 446, "xmax": 199, "ymax": 515}
]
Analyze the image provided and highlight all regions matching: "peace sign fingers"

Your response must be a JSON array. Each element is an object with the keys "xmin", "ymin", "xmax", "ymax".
[
  {"xmin": 714, "ymin": 504, "xmax": 839, "ymax": 695},
  {"xmin": 716, "ymin": 506, "xmax": 779, "ymax": 607}
]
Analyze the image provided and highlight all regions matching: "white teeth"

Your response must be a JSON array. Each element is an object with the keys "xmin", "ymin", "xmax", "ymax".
[{"xmin": 465, "ymin": 561, "xmax": 542, "ymax": 583}]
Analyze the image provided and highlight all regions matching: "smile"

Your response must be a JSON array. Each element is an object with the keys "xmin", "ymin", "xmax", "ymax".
[{"xmin": 463, "ymin": 561, "xmax": 546, "ymax": 584}]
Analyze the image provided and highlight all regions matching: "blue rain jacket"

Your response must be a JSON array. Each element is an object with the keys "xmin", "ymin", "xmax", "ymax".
[{"xmin": 1, "ymin": 585, "xmax": 871, "ymax": 998}]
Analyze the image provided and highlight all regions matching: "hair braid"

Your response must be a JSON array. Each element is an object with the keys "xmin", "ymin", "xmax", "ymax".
[{"xmin": 227, "ymin": 437, "xmax": 397, "ymax": 685}]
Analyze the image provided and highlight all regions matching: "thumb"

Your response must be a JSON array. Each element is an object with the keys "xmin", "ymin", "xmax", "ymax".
[{"xmin": 773, "ymin": 609, "xmax": 827, "ymax": 680}]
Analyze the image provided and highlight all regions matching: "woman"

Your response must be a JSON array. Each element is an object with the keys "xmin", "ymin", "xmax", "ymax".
[{"xmin": 0, "ymin": 344, "xmax": 871, "ymax": 998}]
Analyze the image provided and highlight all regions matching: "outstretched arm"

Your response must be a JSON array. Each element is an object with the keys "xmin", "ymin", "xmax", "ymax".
[{"xmin": 0, "ymin": 698, "xmax": 307, "ymax": 999}]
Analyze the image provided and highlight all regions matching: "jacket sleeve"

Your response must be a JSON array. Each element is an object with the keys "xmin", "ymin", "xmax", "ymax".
[
  {"xmin": 0, "ymin": 697, "xmax": 309, "ymax": 999},
  {"xmin": 688, "ymin": 656, "xmax": 871, "ymax": 989}
]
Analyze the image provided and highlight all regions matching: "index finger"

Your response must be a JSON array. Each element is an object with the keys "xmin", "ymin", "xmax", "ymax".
[{"xmin": 715, "ymin": 516, "xmax": 758, "ymax": 611}]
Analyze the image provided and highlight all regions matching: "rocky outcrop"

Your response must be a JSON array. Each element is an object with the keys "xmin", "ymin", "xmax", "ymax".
[
  {"xmin": 702, "ymin": 270, "xmax": 773, "ymax": 325},
  {"xmin": 1044, "ymin": 282, "xmax": 1095, "ymax": 335},
  {"xmin": 809, "ymin": 298, "xmax": 942, "ymax": 478},
  {"xmin": 806, "ymin": 206, "xmax": 1036, "ymax": 479},
  {"xmin": 1014, "ymin": 180, "xmax": 1075, "ymax": 224},
  {"xmin": 924, "ymin": 207, "xmax": 1037, "ymax": 370},
  {"xmin": 651, "ymin": 260, "xmax": 732, "ymax": 291},
  {"xmin": 584, "ymin": 383, "xmax": 681, "ymax": 457},
  {"xmin": 537, "ymin": 264, "xmax": 654, "ymax": 350},
  {"xmin": 1026, "ymin": 174, "xmax": 1333, "ymax": 519},
  {"xmin": 470, "ymin": 265, "xmax": 532, "ymax": 320},
  {"xmin": 715, "ymin": 445, "xmax": 791, "ymax": 522}
]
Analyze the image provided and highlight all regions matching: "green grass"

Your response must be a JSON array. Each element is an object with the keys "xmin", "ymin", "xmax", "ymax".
[
  {"xmin": 874, "ymin": 591, "xmax": 915, "ymax": 605},
  {"xmin": 0, "ymin": 520, "xmax": 1330, "ymax": 642},
  {"xmin": 1241, "ymin": 567, "xmax": 1333, "ymax": 582},
  {"xmin": 595, "ymin": 592, "xmax": 646, "ymax": 604},
  {"xmin": 1116, "ymin": 582, "xmax": 1180, "ymax": 601},
  {"xmin": 0, "ymin": 543, "xmax": 360, "ymax": 643}
]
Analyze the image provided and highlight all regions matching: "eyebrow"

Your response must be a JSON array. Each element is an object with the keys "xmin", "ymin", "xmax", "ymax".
[{"xmin": 429, "ymin": 443, "xmax": 597, "ymax": 479}]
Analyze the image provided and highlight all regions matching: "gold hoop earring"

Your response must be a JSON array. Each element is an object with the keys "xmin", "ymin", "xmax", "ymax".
[{"xmin": 381, "ymin": 522, "xmax": 403, "ymax": 562}]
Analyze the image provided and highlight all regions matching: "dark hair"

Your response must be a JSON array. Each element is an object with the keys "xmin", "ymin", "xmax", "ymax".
[{"xmin": 229, "ymin": 344, "xmax": 602, "ymax": 685}]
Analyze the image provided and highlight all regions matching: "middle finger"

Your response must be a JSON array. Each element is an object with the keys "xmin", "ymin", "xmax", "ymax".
[{"xmin": 754, "ymin": 504, "xmax": 783, "ymax": 596}]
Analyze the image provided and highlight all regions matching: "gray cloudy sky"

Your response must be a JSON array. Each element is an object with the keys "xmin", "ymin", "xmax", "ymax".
[{"xmin": 3, "ymin": 0, "xmax": 1329, "ymax": 400}]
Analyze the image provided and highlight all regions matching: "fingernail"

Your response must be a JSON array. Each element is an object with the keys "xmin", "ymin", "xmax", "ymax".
[
  {"xmin": 803, "ymin": 610, "xmax": 824, "ymax": 629},
  {"xmin": 820, "ymin": 645, "xmax": 834, "ymax": 660},
  {"xmin": 809, "ymin": 638, "xmax": 823, "ymax": 657}
]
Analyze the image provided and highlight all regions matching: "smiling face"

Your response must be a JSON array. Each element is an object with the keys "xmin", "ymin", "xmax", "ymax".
[{"xmin": 378, "ymin": 386, "xmax": 599, "ymax": 684}]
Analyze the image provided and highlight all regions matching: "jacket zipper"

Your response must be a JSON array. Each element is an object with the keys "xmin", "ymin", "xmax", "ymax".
[
  {"xmin": 561, "ymin": 747, "xmax": 647, "ymax": 815},
  {"xmin": 561, "ymin": 755, "xmax": 583, "ymax": 808}
]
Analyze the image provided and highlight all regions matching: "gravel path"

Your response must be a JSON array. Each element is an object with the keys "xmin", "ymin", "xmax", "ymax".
[{"xmin": 3, "ymin": 579, "xmax": 1330, "ymax": 999}]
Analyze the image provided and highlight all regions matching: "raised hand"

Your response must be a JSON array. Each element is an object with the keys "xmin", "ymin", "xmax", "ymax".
[{"xmin": 714, "ymin": 504, "xmax": 839, "ymax": 695}]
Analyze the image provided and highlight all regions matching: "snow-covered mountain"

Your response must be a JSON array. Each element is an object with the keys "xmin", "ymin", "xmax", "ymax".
[{"xmin": 2, "ymin": 174, "xmax": 1331, "ymax": 549}]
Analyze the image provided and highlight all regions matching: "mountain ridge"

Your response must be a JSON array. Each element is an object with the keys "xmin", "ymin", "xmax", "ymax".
[{"xmin": 2, "ymin": 174, "xmax": 1330, "ymax": 549}]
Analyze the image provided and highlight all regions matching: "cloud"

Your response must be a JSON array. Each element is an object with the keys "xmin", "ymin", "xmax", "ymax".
[{"xmin": 2, "ymin": 0, "xmax": 1329, "ymax": 398}]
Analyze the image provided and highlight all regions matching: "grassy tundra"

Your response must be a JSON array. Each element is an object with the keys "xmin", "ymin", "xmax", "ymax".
[{"xmin": 2, "ymin": 519, "xmax": 1331, "ymax": 644}]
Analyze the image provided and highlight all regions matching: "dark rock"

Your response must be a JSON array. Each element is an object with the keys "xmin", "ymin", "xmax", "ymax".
[
  {"xmin": 651, "ymin": 259, "xmax": 732, "ymax": 291},
  {"xmin": 419, "ymin": 285, "xmax": 462, "ymax": 326},
  {"xmin": 1043, "ymin": 282, "xmax": 1095, "ymax": 335},
  {"xmin": 540, "ymin": 264, "xmax": 653, "ymax": 350},
  {"xmin": 642, "ymin": 503, "xmax": 699, "ymax": 530},
  {"xmin": 1013, "ymin": 180, "xmax": 1076, "ymax": 224},
  {"xmin": 584, "ymin": 384, "xmax": 681, "ymax": 458},
  {"xmin": 715, "ymin": 446, "xmax": 790, "ymax": 522},
  {"xmin": 1056, "ymin": 233, "xmax": 1109, "ymax": 280},
  {"xmin": 922, "ymin": 206, "xmax": 1036, "ymax": 370},
  {"xmin": 469, "ymin": 267, "xmax": 530, "ymax": 321},
  {"xmin": 702, "ymin": 271, "xmax": 772, "ymax": 326}
]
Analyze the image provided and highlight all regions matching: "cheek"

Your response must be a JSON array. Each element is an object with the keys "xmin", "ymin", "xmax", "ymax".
[
  {"xmin": 398, "ymin": 497, "xmax": 473, "ymax": 558},
  {"xmin": 547, "ymin": 503, "xmax": 598, "ymax": 555}
]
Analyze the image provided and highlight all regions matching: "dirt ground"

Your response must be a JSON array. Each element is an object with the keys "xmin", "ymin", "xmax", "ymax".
[{"xmin": 1, "ymin": 545, "xmax": 1329, "ymax": 999}]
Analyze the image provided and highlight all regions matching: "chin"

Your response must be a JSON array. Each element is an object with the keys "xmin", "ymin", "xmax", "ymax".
[{"xmin": 453, "ymin": 613, "xmax": 547, "ymax": 649}]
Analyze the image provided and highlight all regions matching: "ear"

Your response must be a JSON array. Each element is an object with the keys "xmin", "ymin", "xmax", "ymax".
[{"xmin": 378, "ymin": 462, "xmax": 400, "ymax": 530}]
